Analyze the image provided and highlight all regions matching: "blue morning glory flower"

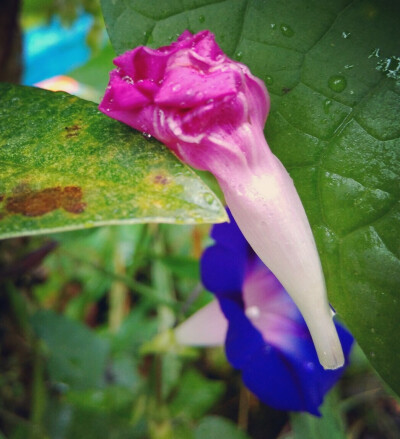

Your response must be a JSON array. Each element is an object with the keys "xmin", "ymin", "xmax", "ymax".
[{"xmin": 176, "ymin": 210, "xmax": 353, "ymax": 416}]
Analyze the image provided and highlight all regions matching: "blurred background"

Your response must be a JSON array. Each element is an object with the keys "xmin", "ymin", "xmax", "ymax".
[{"xmin": 1, "ymin": 1, "xmax": 399, "ymax": 438}]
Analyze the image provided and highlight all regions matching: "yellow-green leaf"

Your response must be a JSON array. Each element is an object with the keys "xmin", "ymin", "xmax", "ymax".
[{"xmin": 0, "ymin": 84, "xmax": 227, "ymax": 239}]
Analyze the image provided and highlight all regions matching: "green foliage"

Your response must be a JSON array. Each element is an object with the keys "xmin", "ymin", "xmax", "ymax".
[
  {"xmin": 194, "ymin": 416, "xmax": 251, "ymax": 439},
  {"xmin": 31, "ymin": 309, "xmax": 109, "ymax": 389},
  {"xmin": 169, "ymin": 370, "xmax": 225, "ymax": 419},
  {"xmin": 0, "ymin": 84, "xmax": 227, "ymax": 240},
  {"xmin": 101, "ymin": 0, "xmax": 400, "ymax": 396},
  {"xmin": 288, "ymin": 391, "xmax": 346, "ymax": 439}
]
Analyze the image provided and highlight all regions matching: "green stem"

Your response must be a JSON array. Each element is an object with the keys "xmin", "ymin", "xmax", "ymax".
[
  {"xmin": 30, "ymin": 342, "xmax": 46, "ymax": 437},
  {"xmin": 238, "ymin": 381, "xmax": 249, "ymax": 431},
  {"xmin": 59, "ymin": 248, "xmax": 176, "ymax": 308},
  {"xmin": 109, "ymin": 241, "xmax": 128, "ymax": 332}
]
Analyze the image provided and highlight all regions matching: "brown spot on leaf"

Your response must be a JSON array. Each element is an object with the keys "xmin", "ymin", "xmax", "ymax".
[
  {"xmin": 7, "ymin": 187, "xmax": 62, "ymax": 216},
  {"xmin": 62, "ymin": 186, "xmax": 86, "ymax": 213},
  {"xmin": 154, "ymin": 175, "xmax": 169, "ymax": 185},
  {"xmin": 5, "ymin": 185, "xmax": 86, "ymax": 217},
  {"xmin": 65, "ymin": 125, "xmax": 80, "ymax": 138}
]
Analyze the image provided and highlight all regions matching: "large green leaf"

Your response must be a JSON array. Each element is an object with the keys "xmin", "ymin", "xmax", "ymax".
[
  {"xmin": 194, "ymin": 416, "xmax": 251, "ymax": 439},
  {"xmin": 31, "ymin": 310, "xmax": 109, "ymax": 390},
  {"xmin": 0, "ymin": 84, "xmax": 226, "ymax": 239},
  {"xmin": 288, "ymin": 390, "xmax": 346, "ymax": 439},
  {"xmin": 101, "ymin": 0, "xmax": 400, "ymax": 394}
]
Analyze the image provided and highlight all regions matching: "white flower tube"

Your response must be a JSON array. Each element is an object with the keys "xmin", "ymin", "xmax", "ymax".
[{"xmin": 220, "ymin": 150, "xmax": 344, "ymax": 369}]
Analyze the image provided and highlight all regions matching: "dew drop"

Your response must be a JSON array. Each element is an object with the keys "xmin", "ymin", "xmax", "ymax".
[
  {"xmin": 344, "ymin": 64, "xmax": 354, "ymax": 70},
  {"xmin": 122, "ymin": 75, "xmax": 134, "ymax": 85},
  {"xmin": 142, "ymin": 132, "xmax": 152, "ymax": 139},
  {"xmin": 270, "ymin": 23, "xmax": 276, "ymax": 30},
  {"xmin": 323, "ymin": 99, "xmax": 332, "ymax": 114},
  {"xmin": 376, "ymin": 55, "xmax": 400, "ymax": 81},
  {"xmin": 235, "ymin": 50, "xmax": 243, "ymax": 61},
  {"xmin": 342, "ymin": 31, "xmax": 351, "ymax": 39},
  {"xmin": 280, "ymin": 23, "xmax": 294, "ymax": 37},
  {"xmin": 203, "ymin": 193, "xmax": 214, "ymax": 205},
  {"xmin": 368, "ymin": 47, "xmax": 380, "ymax": 59},
  {"xmin": 172, "ymin": 84, "xmax": 182, "ymax": 92},
  {"xmin": 328, "ymin": 75, "xmax": 347, "ymax": 92},
  {"xmin": 265, "ymin": 75, "xmax": 274, "ymax": 85},
  {"xmin": 198, "ymin": 14, "xmax": 205, "ymax": 23}
]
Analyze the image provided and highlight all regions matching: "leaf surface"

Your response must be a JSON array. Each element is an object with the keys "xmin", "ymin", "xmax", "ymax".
[
  {"xmin": 101, "ymin": 0, "xmax": 400, "ymax": 394},
  {"xmin": 0, "ymin": 84, "xmax": 227, "ymax": 239}
]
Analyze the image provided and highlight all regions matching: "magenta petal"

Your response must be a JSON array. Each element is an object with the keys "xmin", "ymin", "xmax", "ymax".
[
  {"xmin": 155, "ymin": 68, "xmax": 238, "ymax": 107},
  {"xmin": 99, "ymin": 72, "xmax": 151, "ymax": 112},
  {"xmin": 136, "ymin": 79, "xmax": 159, "ymax": 97},
  {"xmin": 114, "ymin": 47, "xmax": 169, "ymax": 83}
]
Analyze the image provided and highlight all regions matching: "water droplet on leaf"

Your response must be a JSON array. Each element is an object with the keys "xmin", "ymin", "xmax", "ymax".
[
  {"xmin": 280, "ymin": 24, "xmax": 294, "ymax": 37},
  {"xmin": 376, "ymin": 55, "xmax": 400, "ymax": 81},
  {"xmin": 328, "ymin": 75, "xmax": 347, "ymax": 92},
  {"xmin": 342, "ymin": 31, "xmax": 351, "ymax": 39},
  {"xmin": 323, "ymin": 99, "xmax": 332, "ymax": 114},
  {"xmin": 235, "ymin": 51, "xmax": 243, "ymax": 61},
  {"xmin": 368, "ymin": 47, "xmax": 380, "ymax": 59},
  {"xmin": 203, "ymin": 193, "xmax": 214, "ymax": 205},
  {"xmin": 142, "ymin": 132, "xmax": 152, "ymax": 139},
  {"xmin": 198, "ymin": 15, "xmax": 205, "ymax": 23},
  {"xmin": 265, "ymin": 75, "xmax": 274, "ymax": 85}
]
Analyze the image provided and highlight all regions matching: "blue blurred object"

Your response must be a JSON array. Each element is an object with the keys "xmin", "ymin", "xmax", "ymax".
[{"xmin": 23, "ymin": 13, "xmax": 93, "ymax": 85}]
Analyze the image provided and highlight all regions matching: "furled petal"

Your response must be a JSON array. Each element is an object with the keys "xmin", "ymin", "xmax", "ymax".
[
  {"xmin": 175, "ymin": 300, "xmax": 227, "ymax": 346},
  {"xmin": 155, "ymin": 68, "xmax": 239, "ymax": 107},
  {"xmin": 99, "ymin": 30, "xmax": 344, "ymax": 369}
]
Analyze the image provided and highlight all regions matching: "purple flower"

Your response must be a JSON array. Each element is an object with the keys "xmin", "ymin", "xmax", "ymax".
[
  {"xmin": 176, "ymin": 211, "xmax": 353, "ymax": 415},
  {"xmin": 100, "ymin": 31, "xmax": 344, "ymax": 369}
]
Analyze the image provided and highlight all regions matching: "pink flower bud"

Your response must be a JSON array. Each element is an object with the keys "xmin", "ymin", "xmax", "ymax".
[{"xmin": 99, "ymin": 30, "xmax": 344, "ymax": 369}]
